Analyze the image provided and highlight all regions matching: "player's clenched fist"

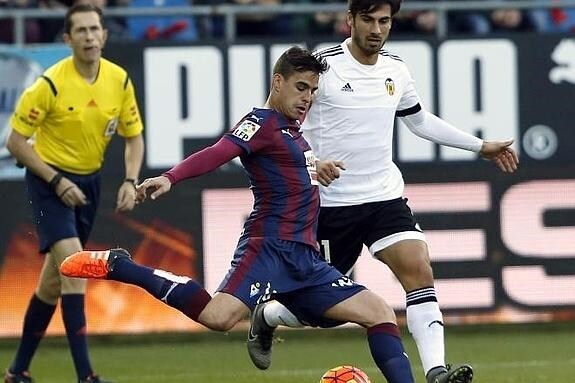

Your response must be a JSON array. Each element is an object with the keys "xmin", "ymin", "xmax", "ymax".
[
  {"xmin": 316, "ymin": 160, "xmax": 346, "ymax": 187},
  {"xmin": 135, "ymin": 175, "xmax": 171, "ymax": 203}
]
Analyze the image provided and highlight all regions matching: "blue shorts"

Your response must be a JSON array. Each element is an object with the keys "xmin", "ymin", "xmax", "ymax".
[
  {"xmin": 25, "ymin": 168, "xmax": 101, "ymax": 254},
  {"xmin": 217, "ymin": 236, "xmax": 366, "ymax": 327}
]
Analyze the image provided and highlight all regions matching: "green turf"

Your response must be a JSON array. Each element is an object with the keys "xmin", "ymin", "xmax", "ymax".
[{"xmin": 1, "ymin": 322, "xmax": 573, "ymax": 382}]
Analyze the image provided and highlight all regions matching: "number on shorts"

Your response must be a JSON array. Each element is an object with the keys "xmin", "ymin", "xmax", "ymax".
[{"xmin": 321, "ymin": 239, "xmax": 331, "ymax": 264}]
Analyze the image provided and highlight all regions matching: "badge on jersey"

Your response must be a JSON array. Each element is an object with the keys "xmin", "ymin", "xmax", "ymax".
[
  {"xmin": 304, "ymin": 150, "xmax": 319, "ymax": 186},
  {"xmin": 385, "ymin": 78, "xmax": 395, "ymax": 96},
  {"xmin": 232, "ymin": 120, "xmax": 261, "ymax": 141},
  {"xmin": 104, "ymin": 117, "xmax": 119, "ymax": 136}
]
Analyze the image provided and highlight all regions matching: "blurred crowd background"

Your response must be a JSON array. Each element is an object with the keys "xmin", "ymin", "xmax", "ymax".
[{"xmin": 1, "ymin": 0, "xmax": 574, "ymax": 44}]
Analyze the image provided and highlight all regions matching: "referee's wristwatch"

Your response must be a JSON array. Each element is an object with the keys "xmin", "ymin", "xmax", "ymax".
[{"xmin": 124, "ymin": 178, "xmax": 138, "ymax": 188}]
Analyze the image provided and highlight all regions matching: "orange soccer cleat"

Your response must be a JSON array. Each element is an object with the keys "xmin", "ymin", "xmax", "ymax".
[{"xmin": 60, "ymin": 248, "xmax": 132, "ymax": 279}]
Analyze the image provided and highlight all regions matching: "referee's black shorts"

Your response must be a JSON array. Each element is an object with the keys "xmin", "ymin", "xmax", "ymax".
[{"xmin": 25, "ymin": 168, "xmax": 101, "ymax": 254}]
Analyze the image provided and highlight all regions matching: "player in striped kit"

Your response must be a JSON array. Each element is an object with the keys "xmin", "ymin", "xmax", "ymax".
[{"xmin": 60, "ymin": 46, "xmax": 417, "ymax": 383}]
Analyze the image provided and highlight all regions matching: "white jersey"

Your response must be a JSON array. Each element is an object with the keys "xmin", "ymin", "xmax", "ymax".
[{"xmin": 302, "ymin": 39, "xmax": 421, "ymax": 207}]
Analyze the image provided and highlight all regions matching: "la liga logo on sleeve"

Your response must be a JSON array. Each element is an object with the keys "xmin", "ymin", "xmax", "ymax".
[{"xmin": 232, "ymin": 120, "xmax": 261, "ymax": 141}]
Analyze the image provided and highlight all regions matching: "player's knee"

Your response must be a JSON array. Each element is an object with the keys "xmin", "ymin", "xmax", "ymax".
[
  {"xmin": 411, "ymin": 255, "xmax": 434, "ymax": 282},
  {"xmin": 198, "ymin": 307, "xmax": 238, "ymax": 331},
  {"xmin": 361, "ymin": 295, "xmax": 397, "ymax": 328},
  {"xmin": 202, "ymin": 314, "xmax": 237, "ymax": 332},
  {"xmin": 396, "ymin": 252, "xmax": 434, "ymax": 288}
]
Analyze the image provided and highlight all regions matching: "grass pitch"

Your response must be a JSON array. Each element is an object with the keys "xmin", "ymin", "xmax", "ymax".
[{"xmin": 0, "ymin": 322, "xmax": 573, "ymax": 382}]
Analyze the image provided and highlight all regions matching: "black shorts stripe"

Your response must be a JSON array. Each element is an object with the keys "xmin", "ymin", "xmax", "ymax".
[
  {"xmin": 123, "ymin": 74, "xmax": 130, "ymax": 90},
  {"xmin": 396, "ymin": 103, "xmax": 422, "ymax": 117}
]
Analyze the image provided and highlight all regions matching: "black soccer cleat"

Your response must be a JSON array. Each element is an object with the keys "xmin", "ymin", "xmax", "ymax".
[
  {"xmin": 78, "ymin": 373, "xmax": 113, "ymax": 383},
  {"xmin": 247, "ymin": 302, "xmax": 276, "ymax": 370},
  {"xmin": 427, "ymin": 364, "xmax": 473, "ymax": 383},
  {"xmin": 4, "ymin": 369, "xmax": 33, "ymax": 383}
]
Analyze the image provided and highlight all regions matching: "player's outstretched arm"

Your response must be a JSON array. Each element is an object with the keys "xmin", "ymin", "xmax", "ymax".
[
  {"xmin": 316, "ymin": 160, "xmax": 346, "ymax": 186},
  {"xmin": 479, "ymin": 140, "xmax": 519, "ymax": 173},
  {"xmin": 136, "ymin": 175, "xmax": 172, "ymax": 203}
]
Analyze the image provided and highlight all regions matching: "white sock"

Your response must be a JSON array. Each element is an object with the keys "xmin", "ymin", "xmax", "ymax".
[
  {"xmin": 263, "ymin": 301, "xmax": 304, "ymax": 328},
  {"xmin": 406, "ymin": 293, "xmax": 445, "ymax": 375}
]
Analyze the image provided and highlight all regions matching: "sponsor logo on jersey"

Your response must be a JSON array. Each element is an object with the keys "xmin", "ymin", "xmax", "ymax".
[
  {"xmin": 232, "ymin": 119, "xmax": 261, "ymax": 141},
  {"xmin": 385, "ymin": 78, "xmax": 395, "ymax": 96},
  {"xmin": 340, "ymin": 82, "xmax": 353, "ymax": 92},
  {"xmin": 304, "ymin": 150, "xmax": 318, "ymax": 186},
  {"xmin": 28, "ymin": 108, "xmax": 39, "ymax": 121}
]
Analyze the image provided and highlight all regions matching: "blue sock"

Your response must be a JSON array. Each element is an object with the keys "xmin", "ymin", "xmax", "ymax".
[
  {"xmin": 367, "ymin": 323, "xmax": 415, "ymax": 383},
  {"xmin": 61, "ymin": 294, "xmax": 92, "ymax": 380},
  {"xmin": 10, "ymin": 295, "xmax": 56, "ymax": 373},
  {"xmin": 109, "ymin": 257, "xmax": 166, "ymax": 296},
  {"xmin": 110, "ymin": 258, "xmax": 211, "ymax": 321}
]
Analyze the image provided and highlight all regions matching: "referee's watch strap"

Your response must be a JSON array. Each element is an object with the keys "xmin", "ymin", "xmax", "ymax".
[{"xmin": 124, "ymin": 178, "xmax": 138, "ymax": 187}]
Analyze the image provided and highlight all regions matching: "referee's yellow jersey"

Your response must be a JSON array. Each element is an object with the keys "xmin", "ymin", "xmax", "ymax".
[{"xmin": 11, "ymin": 56, "xmax": 144, "ymax": 174}]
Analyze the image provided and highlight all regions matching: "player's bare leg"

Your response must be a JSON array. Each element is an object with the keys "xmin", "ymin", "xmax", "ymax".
[{"xmin": 376, "ymin": 239, "xmax": 473, "ymax": 383}]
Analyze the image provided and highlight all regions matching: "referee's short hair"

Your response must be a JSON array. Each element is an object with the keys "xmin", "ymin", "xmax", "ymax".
[{"xmin": 64, "ymin": 3, "xmax": 105, "ymax": 35}]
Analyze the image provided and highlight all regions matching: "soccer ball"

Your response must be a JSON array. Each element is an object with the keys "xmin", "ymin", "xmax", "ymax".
[{"xmin": 320, "ymin": 365, "xmax": 371, "ymax": 383}]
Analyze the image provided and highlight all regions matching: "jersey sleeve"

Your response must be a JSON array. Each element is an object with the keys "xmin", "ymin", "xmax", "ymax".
[
  {"xmin": 117, "ymin": 76, "xmax": 144, "ymax": 137},
  {"xmin": 396, "ymin": 62, "xmax": 422, "ymax": 116},
  {"xmin": 223, "ymin": 116, "xmax": 273, "ymax": 154},
  {"xmin": 10, "ymin": 77, "xmax": 54, "ymax": 137}
]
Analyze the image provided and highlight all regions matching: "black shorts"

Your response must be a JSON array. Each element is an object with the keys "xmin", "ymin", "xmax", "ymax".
[
  {"xmin": 26, "ymin": 168, "xmax": 101, "ymax": 254},
  {"xmin": 317, "ymin": 198, "xmax": 426, "ymax": 274}
]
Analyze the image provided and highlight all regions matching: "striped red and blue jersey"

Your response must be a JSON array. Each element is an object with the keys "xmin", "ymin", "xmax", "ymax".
[{"xmin": 223, "ymin": 108, "xmax": 320, "ymax": 250}]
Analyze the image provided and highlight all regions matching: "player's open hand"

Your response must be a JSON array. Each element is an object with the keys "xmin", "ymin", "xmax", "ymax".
[
  {"xmin": 135, "ymin": 175, "xmax": 172, "ymax": 203},
  {"xmin": 479, "ymin": 140, "xmax": 519, "ymax": 173},
  {"xmin": 316, "ymin": 160, "xmax": 346, "ymax": 187}
]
